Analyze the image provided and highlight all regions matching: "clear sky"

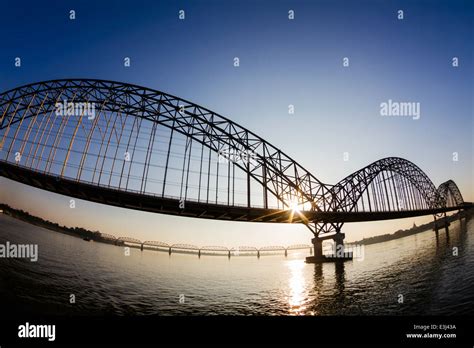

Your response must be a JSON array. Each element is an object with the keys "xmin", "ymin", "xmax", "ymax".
[{"xmin": 0, "ymin": 0, "xmax": 472, "ymax": 246}]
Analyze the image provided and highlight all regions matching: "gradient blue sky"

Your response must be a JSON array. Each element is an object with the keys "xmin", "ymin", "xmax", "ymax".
[{"xmin": 0, "ymin": 0, "xmax": 472, "ymax": 246}]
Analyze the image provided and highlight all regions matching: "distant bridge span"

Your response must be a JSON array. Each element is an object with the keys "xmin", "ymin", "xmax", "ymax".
[{"xmin": 0, "ymin": 79, "xmax": 471, "ymax": 261}]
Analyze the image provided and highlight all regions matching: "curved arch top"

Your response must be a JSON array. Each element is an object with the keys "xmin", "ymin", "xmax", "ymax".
[
  {"xmin": 330, "ymin": 157, "xmax": 444, "ymax": 213},
  {"xmin": 0, "ymin": 79, "xmax": 468, "ymax": 225},
  {"xmin": 438, "ymin": 180, "xmax": 464, "ymax": 207},
  {"xmin": 0, "ymin": 78, "xmax": 331, "ymax": 212}
]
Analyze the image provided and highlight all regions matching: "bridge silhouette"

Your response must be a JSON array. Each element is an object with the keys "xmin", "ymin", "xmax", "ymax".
[
  {"xmin": 0, "ymin": 79, "xmax": 471, "ymax": 262},
  {"xmin": 103, "ymin": 234, "xmax": 313, "ymax": 259}
]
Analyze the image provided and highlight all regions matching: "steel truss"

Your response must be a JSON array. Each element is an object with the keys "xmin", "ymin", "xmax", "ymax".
[{"xmin": 0, "ymin": 79, "xmax": 467, "ymax": 238}]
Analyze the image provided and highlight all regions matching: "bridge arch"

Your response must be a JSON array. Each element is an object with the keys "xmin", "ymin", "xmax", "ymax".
[
  {"xmin": 0, "ymin": 79, "xmax": 330, "ymax": 214},
  {"xmin": 0, "ymin": 80, "xmax": 467, "ymax": 227},
  {"xmin": 330, "ymin": 157, "xmax": 443, "ymax": 213},
  {"xmin": 437, "ymin": 180, "xmax": 464, "ymax": 208}
]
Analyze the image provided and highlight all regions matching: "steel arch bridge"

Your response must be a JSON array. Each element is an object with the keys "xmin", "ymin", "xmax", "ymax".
[{"xmin": 0, "ymin": 79, "xmax": 470, "ymax": 257}]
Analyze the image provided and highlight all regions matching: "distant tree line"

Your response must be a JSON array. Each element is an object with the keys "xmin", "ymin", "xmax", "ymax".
[{"xmin": 0, "ymin": 203, "xmax": 104, "ymax": 241}]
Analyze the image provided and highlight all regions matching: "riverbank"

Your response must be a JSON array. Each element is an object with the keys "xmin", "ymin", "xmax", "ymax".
[
  {"xmin": 1, "ymin": 202, "xmax": 472, "ymax": 249},
  {"xmin": 353, "ymin": 209, "xmax": 473, "ymax": 245},
  {"xmin": 0, "ymin": 203, "xmax": 120, "ymax": 246}
]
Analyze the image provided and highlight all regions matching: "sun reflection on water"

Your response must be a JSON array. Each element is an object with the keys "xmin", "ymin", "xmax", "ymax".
[{"xmin": 287, "ymin": 259, "xmax": 309, "ymax": 315}]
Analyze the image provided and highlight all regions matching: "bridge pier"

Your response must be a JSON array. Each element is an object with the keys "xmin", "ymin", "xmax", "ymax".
[
  {"xmin": 458, "ymin": 209, "xmax": 468, "ymax": 231},
  {"xmin": 433, "ymin": 214, "xmax": 450, "ymax": 238},
  {"xmin": 334, "ymin": 232, "xmax": 344, "ymax": 256},
  {"xmin": 310, "ymin": 237, "xmax": 323, "ymax": 260},
  {"xmin": 459, "ymin": 209, "xmax": 468, "ymax": 223},
  {"xmin": 306, "ymin": 225, "xmax": 353, "ymax": 263}
]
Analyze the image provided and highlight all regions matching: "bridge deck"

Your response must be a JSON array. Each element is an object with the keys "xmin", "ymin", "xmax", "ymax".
[{"xmin": 0, "ymin": 162, "xmax": 468, "ymax": 224}]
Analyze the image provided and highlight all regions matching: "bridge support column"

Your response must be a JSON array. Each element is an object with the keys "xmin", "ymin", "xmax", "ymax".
[
  {"xmin": 306, "ymin": 224, "xmax": 353, "ymax": 264},
  {"xmin": 444, "ymin": 222, "xmax": 450, "ymax": 241},
  {"xmin": 333, "ymin": 232, "xmax": 345, "ymax": 258},
  {"xmin": 443, "ymin": 213, "xmax": 450, "ymax": 238},
  {"xmin": 433, "ymin": 216, "xmax": 440, "ymax": 233},
  {"xmin": 459, "ymin": 209, "xmax": 468, "ymax": 231},
  {"xmin": 311, "ymin": 237, "xmax": 323, "ymax": 259},
  {"xmin": 305, "ymin": 237, "xmax": 323, "ymax": 263},
  {"xmin": 459, "ymin": 209, "xmax": 467, "ymax": 224},
  {"xmin": 433, "ymin": 214, "xmax": 450, "ymax": 239}
]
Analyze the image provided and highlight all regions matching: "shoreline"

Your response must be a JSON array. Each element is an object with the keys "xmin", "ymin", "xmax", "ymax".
[
  {"xmin": 0, "ymin": 203, "xmax": 472, "ymax": 252},
  {"xmin": 352, "ymin": 209, "xmax": 473, "ymax": 245}
]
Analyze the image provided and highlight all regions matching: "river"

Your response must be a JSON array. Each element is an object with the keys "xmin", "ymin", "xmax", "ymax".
[{"xmin": 0, "ymin": 213, "xmax": 473, "ymax": 316}]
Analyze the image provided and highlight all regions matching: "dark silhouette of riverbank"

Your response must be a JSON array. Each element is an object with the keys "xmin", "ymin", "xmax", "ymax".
[
  {"xmin": 353, "ymin": 209, "xmax": 473, "ymax": 245},
  {"xmin": 0, "ymin": 203, "xmax": 121, "ymax": 246}
]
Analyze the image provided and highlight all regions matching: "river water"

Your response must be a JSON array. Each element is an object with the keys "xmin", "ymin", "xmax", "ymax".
[{"xmin": 0, "ymin": 214, "xmax": 473, "ymax": 316}]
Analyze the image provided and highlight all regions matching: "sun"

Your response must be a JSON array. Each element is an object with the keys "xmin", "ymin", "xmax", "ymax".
[
  {"xmin": 286, "ymin": 198, "xmax": 303, "ymax": 223},
  {"xmin": 290, "ymin": 201, "xmax": 300, "ymax": 213}
]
